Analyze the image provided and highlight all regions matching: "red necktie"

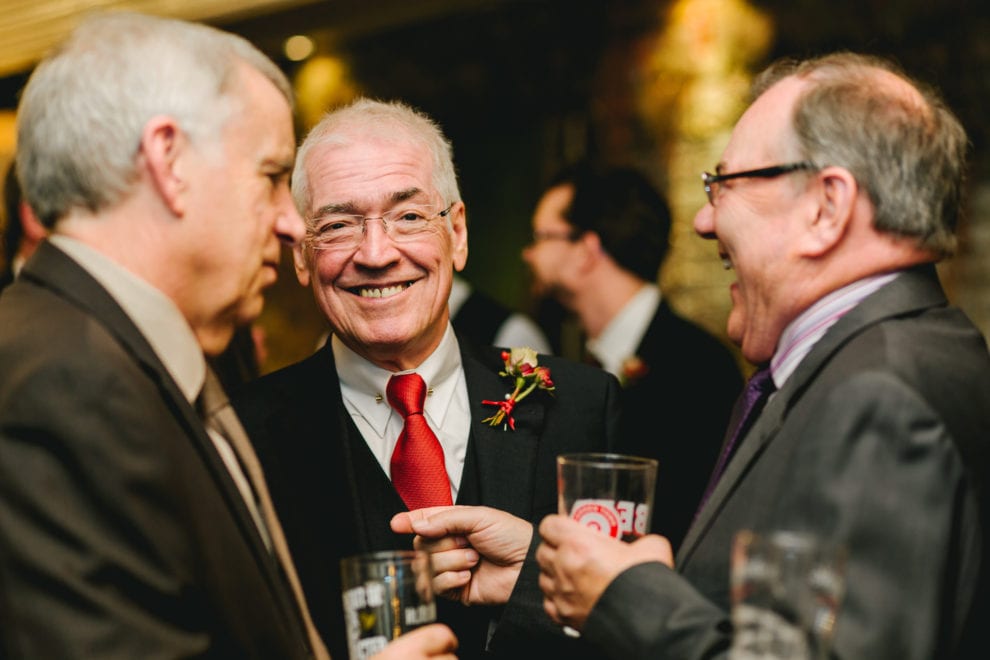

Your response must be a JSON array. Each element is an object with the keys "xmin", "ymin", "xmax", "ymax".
[{"xmin": 387, "ymin": 373, "xmax": 452, "ymax": 510}]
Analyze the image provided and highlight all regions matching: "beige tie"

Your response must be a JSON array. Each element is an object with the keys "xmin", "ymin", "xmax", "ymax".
[{"xmin": 199, "ymin": 368, "xmax": 331, "ymax": 660}]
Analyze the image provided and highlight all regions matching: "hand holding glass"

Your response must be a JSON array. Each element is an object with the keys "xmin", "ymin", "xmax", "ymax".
[
  {"xmin": 557, "ymin": 452, "xmax": 658, "ymax": 541},
  {"xmin": 340, "ymin": 550, "xmax": 437, "ymax": 660},
  {"xmin": 555, "ymin": 452, "xmax": 658, "ymax": 637}
]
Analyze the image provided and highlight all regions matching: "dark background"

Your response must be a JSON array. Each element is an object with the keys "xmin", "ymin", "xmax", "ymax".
[{"xmin": 3, "ymin": 0, "xmax": 987, "ymax": 369}]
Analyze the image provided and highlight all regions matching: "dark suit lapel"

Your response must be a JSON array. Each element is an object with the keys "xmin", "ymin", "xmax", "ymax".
[
  {"xmin": 284, "ymin": 345, "xmax": 408, "ymax": 552},
  {"xmin": 678, "ymin": 266, "xmax": 947, "ymax": 565},
  {"xmin": 460, "ymin": 342, "xmax": 543, "ymax": 521},
  {"xmin": 21, "ymin": 242, "xmax": 299, "ymax": 622},
  {"xmin": 627, "ymin": 302, "xmax": 667, "ymax": 377}
]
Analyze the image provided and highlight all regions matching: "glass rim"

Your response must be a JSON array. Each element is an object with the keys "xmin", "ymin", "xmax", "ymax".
[
  {"xmin": 341, "ymin": 549, "xmax": 425, "ymax": 565},
  {"xmin": 733, "ymin": 529, "xmax": 849, "ymax": 559},
  {"xmin": 557, "ymin": 452, "xmax": 658, "ymax": 469}
]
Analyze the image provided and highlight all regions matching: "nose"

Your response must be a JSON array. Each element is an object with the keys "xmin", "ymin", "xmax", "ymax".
[
  {"xmin": 275, "ymin": 191, "xmax": 305, "ymax": 246},
  {"xmin": 352, "ymin": 216, "xmax": 400, "ymax": 266},
  {"xmin": 693, "ymin": 203, "xmax": 716, "ymax": 240}
]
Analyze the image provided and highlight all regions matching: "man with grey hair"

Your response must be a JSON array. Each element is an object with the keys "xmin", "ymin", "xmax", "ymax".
[
  {"xmin": 391, "ymin": 51, "xmax": 989, "ymax": 660},
  {"xmin": 534, "ymin": 51, "xmax": 990, "ymax": 658},
  {"xmin": 233, "ymin": 97, "xmax": 620, "ymax": 658},
  {"xmin": 0, "ymin": 12, "xmax": 455, "ymax": 659}
]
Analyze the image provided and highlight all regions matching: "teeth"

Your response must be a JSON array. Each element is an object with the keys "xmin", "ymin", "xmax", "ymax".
[
  {"xmin": 359, "ymin": 284, "xmax": 407, "ymax": 298},
  {"xmin": 721, "ymin": 256, "xmax": 732, "ymax": 270}
]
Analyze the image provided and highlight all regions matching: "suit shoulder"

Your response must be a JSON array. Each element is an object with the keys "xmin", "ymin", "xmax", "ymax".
[
  {"xmin": 538, "ymin": 354, "xmax": 621, "ymax": 391},
  {"xmin": 234, "ymin": 348, "xmax": 333, "ymax": 413}
]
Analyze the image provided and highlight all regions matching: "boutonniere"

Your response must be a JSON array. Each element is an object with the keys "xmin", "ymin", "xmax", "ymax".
[
  {"xmin": 619, "ymin": 355, "xmax": 649, "ymax": 387},
  {"xmin": 481, "ymin": 347, "xmax": 555, "ymax": 430}
]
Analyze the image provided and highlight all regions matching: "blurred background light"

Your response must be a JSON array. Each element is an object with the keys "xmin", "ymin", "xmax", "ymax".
[{"xmin": 284, "ymin": 34, "xmax": 315, "ymax": 61}]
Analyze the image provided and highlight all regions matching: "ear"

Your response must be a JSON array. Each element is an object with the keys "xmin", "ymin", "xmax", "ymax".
[
  {"xmin": 449, "ymin": 202, "xmax": 469, "ymax": 272},
  {"xmin": 18, "ymin": 201, "xmax": 47, "ymax": 242},
  {"xmin": 140, "ymin": 115, "xmax": 188, "ymax": 217},
  {"xmin": 802, "ymin": 166, "xmax": 857, "ymax": 257},
  {"xmin": 293, "ymin": 243, "xmax": 311, "ymax": 287},
  {"xmin": 577, "ymin": 230, "xmax": 604, "ymax": 271}
]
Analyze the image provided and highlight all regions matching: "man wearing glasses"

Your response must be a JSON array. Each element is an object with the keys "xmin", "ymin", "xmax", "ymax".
[
  {"xmin": 233, "ymin": 98, "xmax": 620, "ymax": 659},
  {"xmin": 400, "ymin": 53, "xmax": 989, "ymax": 659},
  {"xmin": 535, "ymin": 52, "xmax": 990, "ymax": 658},
  {"xmin": 0, "ymin": 13, "xmax": 456, "ymax": 659},
  {"xmin": 521, "ymin": 161, "xmax": 742, "ymax": 552}
]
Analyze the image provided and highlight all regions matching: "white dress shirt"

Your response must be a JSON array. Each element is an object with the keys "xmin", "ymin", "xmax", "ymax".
[
  {"xmin": 586, "ymin": 283, "xmax": 661, "ymax": 378},
  {"xmin": 333, "ymin": 323, "xmax": 472, "ymax": 500},
  {"xmin": 448, "ymin": 274, "xmax": 553, "ymax": 354}
]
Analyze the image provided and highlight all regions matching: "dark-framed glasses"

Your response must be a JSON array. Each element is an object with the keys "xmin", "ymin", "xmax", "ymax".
[
  {"xmin": 530, "ymin": 228, "xmax": 583, "ymax": 244},
  {"xmin": 701, "ymin": 162, "xmax": 816, "ymax": 206},
  {"xmin": 305, "ymin": 203, "xmax": 454, "ymax": 251}
]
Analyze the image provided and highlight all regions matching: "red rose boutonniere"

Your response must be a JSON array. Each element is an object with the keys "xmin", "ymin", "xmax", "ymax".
[
  {"xmin": 481, "ymin": 347, "xmax": 555, "ymax": 430},
  {"xmin": 619, "ymin": 355, "xmax": 649, "ymax": 387}
]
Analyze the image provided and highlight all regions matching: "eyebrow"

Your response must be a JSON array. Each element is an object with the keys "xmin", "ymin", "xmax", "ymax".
[{"xmin": 311, "ymin": 188, "xmax": 431, "ymax": 218}]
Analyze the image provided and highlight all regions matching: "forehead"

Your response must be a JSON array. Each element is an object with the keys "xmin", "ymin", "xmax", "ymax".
[
  {"xmin": 722, "ymin": 75, "xmax": 807, "ymax": 167},
  {"xmin": 304, "ymin": 134, "xmax": 435, "ymax": 209},
  {"xmin": 225, "ymin": 64, "xmax": 295, "ymax": 152},
  {"xmin": 533, "ymin": 183, "xmax": 574, "ymax": 227}
]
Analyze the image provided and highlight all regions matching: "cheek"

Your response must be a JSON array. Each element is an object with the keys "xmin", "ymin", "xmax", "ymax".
[{"xmin": 313, "ymin": 255, "xmax": 345, "ymax": 285}]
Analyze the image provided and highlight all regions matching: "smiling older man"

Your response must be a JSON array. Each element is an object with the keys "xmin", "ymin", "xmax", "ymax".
[{"xmin": 233, "ymin": 98, "xmax": 621, "ymax": 659}]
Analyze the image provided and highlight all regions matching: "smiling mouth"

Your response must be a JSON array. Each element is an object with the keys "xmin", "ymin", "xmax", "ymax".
[
  {"xmin": 717, "ymin": 245, "xmax": 732, "ymax": 270},
  {"xmin": 352, "ymin": 282, "xmax": 413, "ymax": 298}
]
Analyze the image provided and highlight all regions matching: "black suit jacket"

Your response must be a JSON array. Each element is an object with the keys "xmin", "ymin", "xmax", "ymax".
[
  {"xmin": 235, "ymin": 340, "xmax": 622, "ymax": 659},
  {"xmin": 612, "ymin": 301, "xmax": 742, "ymax": 551},
  {"xmin": 0, "ymin": 242, "xmax": 313, "ymax": 659},
  {"xmin": 582, "ymin": 266, "xmax": 990, "ymax": 659}
]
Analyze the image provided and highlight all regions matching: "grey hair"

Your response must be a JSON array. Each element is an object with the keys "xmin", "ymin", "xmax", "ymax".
[
  {"xmin": 292, "ymin": 97, "xmax": 461, "ymax": 221},
  {"xmin": 16, "ymin": 11, "xmax": 293, "ymax": 229},
  {"xmin": 753, "ymin": 52, "xmax": 967, "ymax": 258}
]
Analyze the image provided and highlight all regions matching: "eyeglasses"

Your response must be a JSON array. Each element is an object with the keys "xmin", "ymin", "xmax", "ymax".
[
  {"xmin": 701, "ymin": 162, "xmax": 816, "ymax": 206},
  {"xmin": 305, "ymin": 203, "xmax": 453, "ymax": 251},
  {"xmin": 530, "ymin": 229, "xmax": 583, "ymax": 244}
]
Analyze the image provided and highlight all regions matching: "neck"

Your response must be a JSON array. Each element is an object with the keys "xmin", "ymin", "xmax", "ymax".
[{"xmin": 571, "ymin": 264, "xmax": 648, "ymax": 339}]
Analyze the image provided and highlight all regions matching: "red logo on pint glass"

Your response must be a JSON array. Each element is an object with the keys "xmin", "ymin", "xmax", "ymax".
[{"xmin": 570, "ymin": 502, "xmax": 621, "ymax": 538}]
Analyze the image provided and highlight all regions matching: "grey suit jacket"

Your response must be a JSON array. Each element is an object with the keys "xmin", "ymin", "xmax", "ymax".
[
  {"xmin": 235, "ymin": 338, "xmax": 622, "ymax": 659},
  {"xmin": 581, "ymin": 265, "xmax": 990, "ymax": 659},
  {"xmin": 0, "ymin": 242, "xmax": 313, "ymax": 659}
]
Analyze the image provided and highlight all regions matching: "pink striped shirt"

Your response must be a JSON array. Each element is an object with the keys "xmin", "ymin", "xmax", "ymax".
[{"xmin": 770, "ymin": 272, "xmax": 900, "ymax": 388}]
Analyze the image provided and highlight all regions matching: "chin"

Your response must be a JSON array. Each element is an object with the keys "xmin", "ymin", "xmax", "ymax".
[
  {"xmin": 201, "ymin": 325, "xmax": 238, "ymax": 357},
  {"xmin": 725, "ymin": 310, "xmax": 745, "ymax": 348},
  {"xmin": 236, "ymin": 292, "xmax": 266, "ymax": 326}
]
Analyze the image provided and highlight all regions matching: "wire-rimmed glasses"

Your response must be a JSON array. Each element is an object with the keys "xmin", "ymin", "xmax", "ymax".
[
  {"xmin": 305, "ymin": 203, "xmax": 454, "ymax": 251},
  {"xmin": 701, "ymin": 162, "xmax": 815, "ymax": 206}
]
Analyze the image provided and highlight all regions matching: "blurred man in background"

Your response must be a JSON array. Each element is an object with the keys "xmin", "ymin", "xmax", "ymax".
[{"xmin": 522, "ymin": 162, "xmax": 742, "ymax": 550}]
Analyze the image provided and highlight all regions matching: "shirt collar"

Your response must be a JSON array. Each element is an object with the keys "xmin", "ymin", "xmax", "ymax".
[
  {"xmin": 586, "ymin": 283, "xmax": 661, "ymax": 377},
  {"xmin": 48, "ymin": 235, "xmax": 206, "ymax": 403},
  {"xmin": 770, "ymin": 271, "xmax": 901, "ymax": 388},
  {"xmin": 334, "ymin": 323, "xmax": 463, "ymax": 435}
]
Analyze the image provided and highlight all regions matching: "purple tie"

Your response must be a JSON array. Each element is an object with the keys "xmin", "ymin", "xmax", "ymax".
[{"xmin": 696, "ymin": 368, "xmax": 775, "ymax": 514}]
